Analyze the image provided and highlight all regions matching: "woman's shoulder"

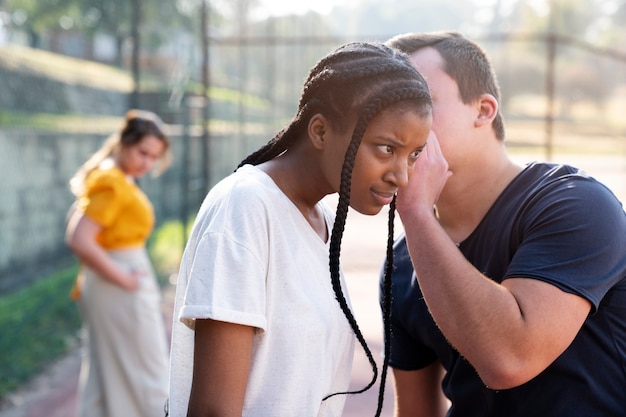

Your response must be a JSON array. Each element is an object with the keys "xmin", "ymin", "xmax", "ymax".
[
  {"xmin": 213, "ymin": 165, "xmax": 280, "ymax": 203},
  {"xmin": 196, "ymin": 165, "xmax": 288, "ymax": 226},
  {"xmin": 86, "ymin": 164, "xmax": 127, "ymax": 185},
  {"xmin": 84, "ymin": 165, "xmax": 131, "ymax": 198}
]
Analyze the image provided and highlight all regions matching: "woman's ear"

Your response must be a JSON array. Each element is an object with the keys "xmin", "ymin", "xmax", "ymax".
[
  {"xmin": 475, "ymin": 93, "xmax": 498, "ymax": 128},
  {"xmin": 308, "ymin": 113, "xmax": 329, "ymax": 150}
]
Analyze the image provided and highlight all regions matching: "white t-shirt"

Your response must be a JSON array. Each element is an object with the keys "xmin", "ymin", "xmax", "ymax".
[{"xmin": 168, "ymin": 165, "xmax": 355, "ymax": 417}]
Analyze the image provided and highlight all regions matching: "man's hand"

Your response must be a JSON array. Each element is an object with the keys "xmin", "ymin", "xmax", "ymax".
[{"xmin": 396, "ymin": 131, "xmax": 451, "ymax": 222}]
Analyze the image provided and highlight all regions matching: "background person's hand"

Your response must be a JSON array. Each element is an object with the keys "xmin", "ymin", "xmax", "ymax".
[{"xmin": 119, "ymin": 268, "xmax": 148, "ymax": 292}]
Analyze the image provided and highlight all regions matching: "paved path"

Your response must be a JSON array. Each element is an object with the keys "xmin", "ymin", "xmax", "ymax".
[{"xmin": 0, "ymin": 200, "xmax": 398, "ymax": 417}]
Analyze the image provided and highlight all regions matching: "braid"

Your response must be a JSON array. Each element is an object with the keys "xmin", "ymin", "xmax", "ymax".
[
  {"xmin": 377, "ymin": 196, "xmax": 396, "ymax": 415},
  {"xmin": 237, "ymin": 134, "xmax": 283, "ymax": 168},
  {"xmin": 234, "ymin": 42, "xmax": 432, "ymax": 414},
  {"xmin": 323, "ymin": 191, "xmax": 379, "ymax": 399},
  {"xmin": 334, "ymin": 62, "xmax": 416, "ymax": 82},
  {"xmin": 237, "ymin": 99, "xmax": 325, "ymax": 168},
  {"xmin": 323, "ymin": 89, "xmax": 395, "ymax": 401},
  {"xmin": 323, "ymin": 85, "xmax": 426, "ymax": 413},
  {"xmin": 238, "ymin": 43, "xmax": 429, "ymax": 170}
]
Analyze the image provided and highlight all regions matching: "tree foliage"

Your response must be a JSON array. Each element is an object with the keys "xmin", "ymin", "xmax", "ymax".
[
  {"xmin": 3, "ymin": 0, "xmax": 197, "ymax": 62},
  {"xmin": 1, "ymin": 0, "xmax": 625, "ymax": 111}
]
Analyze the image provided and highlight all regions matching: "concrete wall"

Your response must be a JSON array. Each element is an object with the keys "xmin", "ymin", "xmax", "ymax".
[
  {"xmin": 0, "ymin": 54, "xmax": 269, "ymax": 293},
  {"xmin": 0, "ymin": 126, "xmax": 268, "ymax": 293},
  {"xmin": 0, "ymin": 130, "xmax": 106, "ymax": 292}
]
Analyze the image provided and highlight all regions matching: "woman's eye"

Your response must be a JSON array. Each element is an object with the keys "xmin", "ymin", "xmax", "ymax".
[
  {"xmin": 409, "ymin": 149, "xmax": 422, "ymax": 160},
  {"xmin": 377, "ymin": 145, "xmax": 393, "ymax": 154}
]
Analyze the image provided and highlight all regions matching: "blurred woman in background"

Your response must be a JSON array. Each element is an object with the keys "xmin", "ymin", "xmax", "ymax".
[{"xmin": 66, "ymin": 109, "xmax": 171, "ymax": 417}]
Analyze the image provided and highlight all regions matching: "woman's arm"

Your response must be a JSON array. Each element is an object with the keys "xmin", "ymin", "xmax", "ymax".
[
  {"xmin": 65, "ymin": 212, "xmax": 139, "ymax": 291},
  {"xmin": 187, "ymin": 319, "xmax": 255, "ymax": 417}
]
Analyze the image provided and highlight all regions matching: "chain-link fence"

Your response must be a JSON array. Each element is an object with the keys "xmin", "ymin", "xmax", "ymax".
[
  {"xmin": 2, "ymin": 30, "xmax": 626, "ymax": 294},
  {"xmin": 1, "ymin": 27, "xmax": 625, "ymax": 404}
]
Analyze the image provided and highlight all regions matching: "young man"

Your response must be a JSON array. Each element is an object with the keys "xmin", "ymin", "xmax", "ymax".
[{"xmin": 381, "ymin": 31, "xmax": 626, "ymax": 416}]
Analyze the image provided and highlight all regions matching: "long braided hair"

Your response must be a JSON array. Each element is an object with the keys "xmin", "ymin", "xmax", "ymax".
[{"xmin": 238, "ymin": 42, "xmax": 431, "ymax": 414}]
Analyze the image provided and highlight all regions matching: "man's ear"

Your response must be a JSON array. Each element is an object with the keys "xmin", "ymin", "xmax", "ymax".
[
  {"xmin": 308, "ymin": 113, "xmax": 329, "ymax": 150},
  {"xmin": 475, "ymin": 93, "xmax": 498, "ymax": 128}
]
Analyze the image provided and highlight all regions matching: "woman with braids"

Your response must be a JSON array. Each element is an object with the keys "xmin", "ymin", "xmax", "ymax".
[
  {"xmin": 167, "ymin": 41, "xmax": 432, "ymax": 417},
  {"xmin": 65, "ymin": 110, "xmax": 171, "ymax": 417}
]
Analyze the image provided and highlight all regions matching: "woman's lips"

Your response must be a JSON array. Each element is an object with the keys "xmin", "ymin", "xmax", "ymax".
[{"xmin": 371, "ymin": 189, "xmax": 396, "ymax": 206}]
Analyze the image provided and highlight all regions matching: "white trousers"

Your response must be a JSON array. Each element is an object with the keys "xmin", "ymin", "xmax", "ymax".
[{"xmin": 76, "ymin": 248, "xmax": 169, "ymax": 417}]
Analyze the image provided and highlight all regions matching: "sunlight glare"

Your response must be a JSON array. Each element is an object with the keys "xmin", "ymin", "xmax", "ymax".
[{"xmin": 256, "ymin": 0, "xmax": 355, "ymax": 17}]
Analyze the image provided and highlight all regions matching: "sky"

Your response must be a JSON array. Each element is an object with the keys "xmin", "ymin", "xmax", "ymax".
[
  {"xmin": 255, "ymin": 0, "xmax": 614, "ymax": 20},
  {"xmin": 256, "ymin": 0, "xmax": 358, "ymax": 17},
  {"xmin": 219, "ymin": 0, "xmax": 622, "ymax": 24}
]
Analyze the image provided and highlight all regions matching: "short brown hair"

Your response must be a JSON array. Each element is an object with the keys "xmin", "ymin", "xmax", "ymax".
[{"xmin": 387, "ymin": 31, "xmax": 505, "ymax": 141}]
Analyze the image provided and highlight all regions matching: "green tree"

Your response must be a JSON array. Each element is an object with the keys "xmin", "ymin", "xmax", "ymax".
[
  {"xmin": 5, "ymin": 0, "xmax": 74, "ymax": 47},
  {"xmin": 3, "ymin": 0, "xmax": 196, "ymax": 66}
]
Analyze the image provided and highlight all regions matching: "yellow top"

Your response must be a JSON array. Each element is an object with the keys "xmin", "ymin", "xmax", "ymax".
[{"xmin": 78, "ymin": 166, "xmax": 155, "ymax": 249}]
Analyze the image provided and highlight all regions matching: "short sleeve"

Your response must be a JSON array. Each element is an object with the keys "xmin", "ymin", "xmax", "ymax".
[
  {"xmin": 176, "ymin": 172, "xmax": 274, "ymax": 333},
  {"xmin": 178, "ymin": 230, "xmax": 268, "ymax": 332},
  {"xmin": 80, "ymin": 169, "xmax": 127, "ymax": 227},
  {"xmin": 506, "ymin": 177, "xmax": 626, "ymax": 311},
  {"xmin": 387, "ymin": 308, "xmax": 439, "ymax": 370}
]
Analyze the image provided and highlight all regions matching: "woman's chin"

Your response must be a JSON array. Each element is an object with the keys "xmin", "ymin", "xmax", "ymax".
[{"xmin": 350, "ymin": 204, "xmax": 384, "ymax": 216}]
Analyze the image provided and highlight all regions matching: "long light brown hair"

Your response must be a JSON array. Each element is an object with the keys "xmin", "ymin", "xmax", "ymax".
[{"xmin": 69, "ymin": 109, "xmax": 171, "ymax": 196}]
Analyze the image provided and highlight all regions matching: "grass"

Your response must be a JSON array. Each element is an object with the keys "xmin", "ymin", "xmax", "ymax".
[
  {"xmin": 0, "ymin": 109, "xmax": 126, "ymax": 133},
  {"xmin": 0, "ymin": 265, "xmax": 82, "ymax": 399},
  {"xmin": 0, "ymin": 44, "xmax": 272, "ymax": 133},
  {"xmin": 0, "ymin": 218, "xmax": 188, "ymax": 403},
  {"xmin": 148, "ymin": 218, "xmax": 194, "ymax": 283},
  {"xmin": 0, "ymin": 44, "xmax": 133, "ymax": 92},
  {"xmin": 0, "ymin": 108, "xmax": 271, "ymax": 135}
]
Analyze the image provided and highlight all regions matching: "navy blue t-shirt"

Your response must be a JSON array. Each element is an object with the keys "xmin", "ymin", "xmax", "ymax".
[{"xmin": 382, "ymin": 162, "xmax": 626, "ymax": 416}]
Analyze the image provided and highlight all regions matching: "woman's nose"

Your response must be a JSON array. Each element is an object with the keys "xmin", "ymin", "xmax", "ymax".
[{"xmin": 385, "ymin": 160, "xmax": 409, "ymax": 188}]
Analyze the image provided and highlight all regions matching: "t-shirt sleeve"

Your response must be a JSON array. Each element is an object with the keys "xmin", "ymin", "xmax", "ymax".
[
  {"xmin": 505, "ymin": 177, "xmax": 626, "ymax": 311},
  {"xmin": 387, "ymin": 307, "xmax": 439, "ymax": 370},
  {"xmin": 177, "ymin": 178, "xmax": 271, "ymax": 332},
  {"xmin": 81, "ymin": 170, "xmax": 126, "ymax": 227},
  {"xmin": 178, "ymin": 230, "xmax": 268, "ymax": 332}
]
